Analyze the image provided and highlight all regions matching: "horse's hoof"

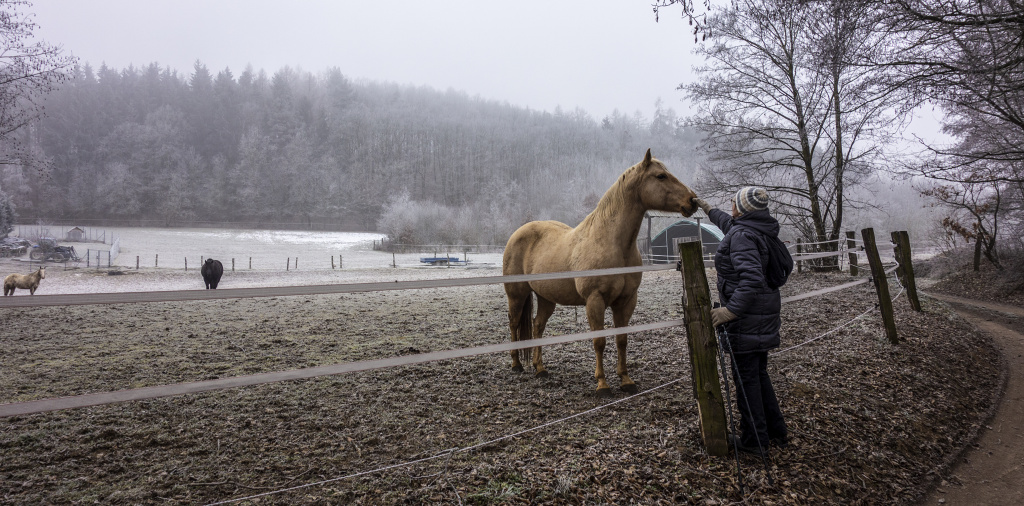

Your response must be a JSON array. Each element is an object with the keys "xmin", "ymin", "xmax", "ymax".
[
  {"xmin": 620, "ymin": 383, "xmax": 638, "ymax": 394},
  {"xmin": 595, "ymin": 387, "xmax": 613, "ymax": 398},
  {"xmin": 512, "ymin": 365, "xmax": 524, "ymax": 373},
  {"xmin": 535, "ymin": 370, "xmax": 549, "ymax": 378}
]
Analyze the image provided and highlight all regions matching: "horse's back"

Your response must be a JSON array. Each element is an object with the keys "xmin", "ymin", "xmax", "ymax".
[{"xmin": 503, "ymin": 220, "xmax": 573, "ymax": 276}]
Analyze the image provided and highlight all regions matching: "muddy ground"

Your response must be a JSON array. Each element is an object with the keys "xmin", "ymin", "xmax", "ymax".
[{"xmin": 0, "ymin": 266, "xmax": 1003, "ymax": 505}]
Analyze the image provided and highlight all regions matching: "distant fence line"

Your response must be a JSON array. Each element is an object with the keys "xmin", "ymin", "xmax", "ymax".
[
  {"xmin": 15, "ymin": 217, "xmax": 366, "ymax": 232},
  {"xmin": 14, "ymin": 225, "xmax": 112, "ymax": 244}
]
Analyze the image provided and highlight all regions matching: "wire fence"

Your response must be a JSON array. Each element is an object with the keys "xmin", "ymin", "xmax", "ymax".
[
  {"xmin": 205, "ymin": 260, "xmax": 910, "ymax": 505},
  {"xmin": 1, "ymin": 232, "xmax": 920, "ymax": 503}
]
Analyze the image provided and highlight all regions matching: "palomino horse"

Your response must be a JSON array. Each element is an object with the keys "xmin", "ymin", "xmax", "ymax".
[
  {"xmin": 503, "ymin": 149, "xmax": 698, "ymax": 396},
  {"xmin": 3, "ymin": 267, "xmax": 46, "ymax": 296}
]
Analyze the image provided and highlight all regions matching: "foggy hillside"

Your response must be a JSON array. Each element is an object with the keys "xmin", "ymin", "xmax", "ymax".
[{"xmin": 6, "ymin": 62, "xmax": 701, "ymax": 244}]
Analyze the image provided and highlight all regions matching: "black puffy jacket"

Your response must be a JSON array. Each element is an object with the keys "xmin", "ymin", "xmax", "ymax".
[{"xmin": 707, "ymin": 208, "xmax": 783, "ymax": 354}]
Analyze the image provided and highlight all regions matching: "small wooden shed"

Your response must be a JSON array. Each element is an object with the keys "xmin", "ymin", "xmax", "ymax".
[{"xmin": 66, "ymin": 226, "xmax": 86, "ymax": 242}]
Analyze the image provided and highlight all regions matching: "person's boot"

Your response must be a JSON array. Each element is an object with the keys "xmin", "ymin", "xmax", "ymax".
[{"xmin": 728, "ymin": 434, "xmax": 768, "ymax": 457}]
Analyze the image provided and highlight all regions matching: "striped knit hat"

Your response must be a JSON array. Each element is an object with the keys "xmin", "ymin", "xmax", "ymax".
[{"xmin": 734, "ymin": 186, "xmax": 770, "ymax": 214}]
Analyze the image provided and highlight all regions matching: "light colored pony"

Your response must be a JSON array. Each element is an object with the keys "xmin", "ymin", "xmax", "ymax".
[
  {"xmin": 503, "ymin": 149, "xmax": 698, "ymax": 396},
  {"xmin": 3, "ymin": 267, "xmax": 46, "ymax": 296}
]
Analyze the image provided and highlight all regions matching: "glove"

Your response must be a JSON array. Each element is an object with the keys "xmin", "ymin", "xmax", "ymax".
[
  {"xmin": 691, "ymin": 197, "xmax": 713, "ymax": 214},
  {"xmin": 711, "ymin": 307, "xmax": 738, "ymax": 327}
]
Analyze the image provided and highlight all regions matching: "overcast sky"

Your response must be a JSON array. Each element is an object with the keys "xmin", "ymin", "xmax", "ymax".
[{"xmin": 31, "ymin": 0, "xmax": 703, "ymax": 121}]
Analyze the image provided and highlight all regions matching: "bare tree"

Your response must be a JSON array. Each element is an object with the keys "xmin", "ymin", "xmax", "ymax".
[
  {"xmin": 921, "ymin": 180, "xmax": 1003, "ymax": 269},
  {"xmin": 685, "ymin": 0, "xmax": 906, "ymax": 263},
  {"xmin": 0, "ymin": 0, "xmax": 76, "ymax": 167},
  {"xmin": 885, "ymin": 0, "xmax": 1024, "ymax": 180},
  {"xmin": 881, "ymin": 1, "xmax": 1024, "ymax": 264}
]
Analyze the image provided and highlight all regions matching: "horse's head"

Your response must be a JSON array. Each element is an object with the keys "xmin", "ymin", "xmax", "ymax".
[
  {"xmin": 38, "ymin": 267, "xmax": 45, "ymax": 279},
  {"xmin": 634, "ymin": 149, "xmax": 698, "ymax": 217}
]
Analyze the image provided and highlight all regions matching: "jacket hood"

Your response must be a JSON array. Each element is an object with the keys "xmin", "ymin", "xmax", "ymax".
[{"xmin": 734, "ymin": 209, "xmax": 780, "ymax": 237}]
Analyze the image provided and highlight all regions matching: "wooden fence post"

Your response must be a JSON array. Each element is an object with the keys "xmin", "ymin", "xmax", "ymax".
[
  {"xmin": 155, "ymin": 254, "xmax": 158, "ymax": 268},
  {"xmin": 185, "ymin": 257, "xmax": 187, "ymax": 272},
  {"xmin": 136, "ymin": 256, "xmax": 139, "ymax": 270},
  {"xmin": 232, "ymin": 258, "xmax": 235, "ymax": 272},
  {"xmin": 861, "ymin": 228, "xmax": 899, "ymax": 344},
  {"xmin": 249, "ymin": 257, "xmax": 252, "ymax": 269},
  {"xmin": 891, "ymin": 231, "xmax": 922, "ymax": 311},
  {"xmin": 87, "ymin": 249, "xmax": 90, "ymax": 267},
  {"xmin": 287, "ymin": 258, "xmax": 290, "ymax": 271},
  {"xmin": 331, "ymin": 256, "xmax": 335, "ymax": 269},
  {"xmin": 846, "ymin": 231, "xmax": 858, "ymax": 276},
  {"xmin": 678, "ymin": 241, "xmax": 729, "ymax": 457},
  {"xmin": 796, "ymin": 238, "xmax": 803, "ymax": 273},
  {"xmin": 340, "ymin": 253, "xmax": 343, "ymax": 269}
]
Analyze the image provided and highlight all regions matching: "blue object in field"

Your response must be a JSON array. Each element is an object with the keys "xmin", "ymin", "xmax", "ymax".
[{"xmin": 420, "ymin": 256, "xmax": 461, "ymax": 265}]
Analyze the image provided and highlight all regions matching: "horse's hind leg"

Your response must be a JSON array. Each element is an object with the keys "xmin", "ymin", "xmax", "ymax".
[
  {"xmin": 612, "ymin": 295, "xmax": 638, "ymax": 394},
  {"xmin": 505, "ymin": 284, "xmax": 532, "ymax": 373},
  {"xmin": 531, "ymin": 296, "xmax": 556, "ymax": 377}
]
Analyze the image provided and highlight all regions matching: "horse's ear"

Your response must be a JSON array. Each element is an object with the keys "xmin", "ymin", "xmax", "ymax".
[{"xmin": 642, "ymin": 148, "xmax": 652, "ymax": 167}]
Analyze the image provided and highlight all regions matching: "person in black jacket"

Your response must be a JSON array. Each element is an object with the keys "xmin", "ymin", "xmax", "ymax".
[{"xmin": 692, "ymin": 187, "xmax": 789, "ymax": 456}]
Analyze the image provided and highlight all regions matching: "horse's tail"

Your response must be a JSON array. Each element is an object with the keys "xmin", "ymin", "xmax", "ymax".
[{"xmin": 518, "ymin": 291, "xmax": 533, "ymax": 342}]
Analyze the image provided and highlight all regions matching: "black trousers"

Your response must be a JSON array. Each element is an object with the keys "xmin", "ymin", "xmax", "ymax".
[{"xmin": 731, "ymin": 351, "xmax": 787, "ymax": 448}]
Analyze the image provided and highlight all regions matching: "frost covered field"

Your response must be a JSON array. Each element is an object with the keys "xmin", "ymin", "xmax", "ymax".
[{"xmin": 3, "ymin": 227, "xmax": 505, "ymax": 294}]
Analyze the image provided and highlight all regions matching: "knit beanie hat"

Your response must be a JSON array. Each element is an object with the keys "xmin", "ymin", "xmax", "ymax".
[{"xmin": 734, "ymin": 186, "xmax": 769, "ymax": 214}]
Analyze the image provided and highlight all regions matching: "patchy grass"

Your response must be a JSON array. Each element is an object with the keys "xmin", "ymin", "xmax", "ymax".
[{"xmin": 0, "ymin": 269, "xmax": 1002, "ymax": 504}]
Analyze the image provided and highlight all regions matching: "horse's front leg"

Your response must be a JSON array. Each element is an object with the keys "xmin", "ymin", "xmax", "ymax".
[
  {"xmin": 585, "ymin": 294, "xmax": 612, "ymax": 397},
  {"xmin": 612, "ymin": 295, "xmax": 638, "ymax": 394}
]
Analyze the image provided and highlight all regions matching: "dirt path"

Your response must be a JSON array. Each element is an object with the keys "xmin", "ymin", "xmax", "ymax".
[{"xmin": 921, "ymin": 292, "xmax": 1024, "ymax": 505}]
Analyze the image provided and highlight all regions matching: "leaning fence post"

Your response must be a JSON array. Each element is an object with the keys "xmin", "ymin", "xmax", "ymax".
[
  {"xmin": 861, "ymin": 228, "xmax": 899, "ymax": 344},
  {"xmin": 678, "ymin": 241, "xmax": 729, "ymax": 457},
  {"xmin": 846, "ymin": 231, "xmax": 858, "ymax": 276},
  {"xmin": 796, "ymin": 238, "xmax": 803, "ymax": 273},
  {"xmin": 891, "ymin": 231, "xmax": 922, "ymax": 311}
]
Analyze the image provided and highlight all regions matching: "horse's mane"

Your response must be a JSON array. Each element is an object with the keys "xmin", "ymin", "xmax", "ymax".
[{"xmin": 576, "ymin": 161, "xmax": 647, "ymax": 232}]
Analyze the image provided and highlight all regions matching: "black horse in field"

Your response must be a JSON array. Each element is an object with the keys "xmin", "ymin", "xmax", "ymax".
[{"xmin": 201, "ymin": 259, "xmax": 224, "ymax": 289}]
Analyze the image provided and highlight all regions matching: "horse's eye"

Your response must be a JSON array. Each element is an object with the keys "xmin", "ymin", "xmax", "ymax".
[{"xmin": 656, "ymin": 174, "xmax": 667, "ymax": 180}]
